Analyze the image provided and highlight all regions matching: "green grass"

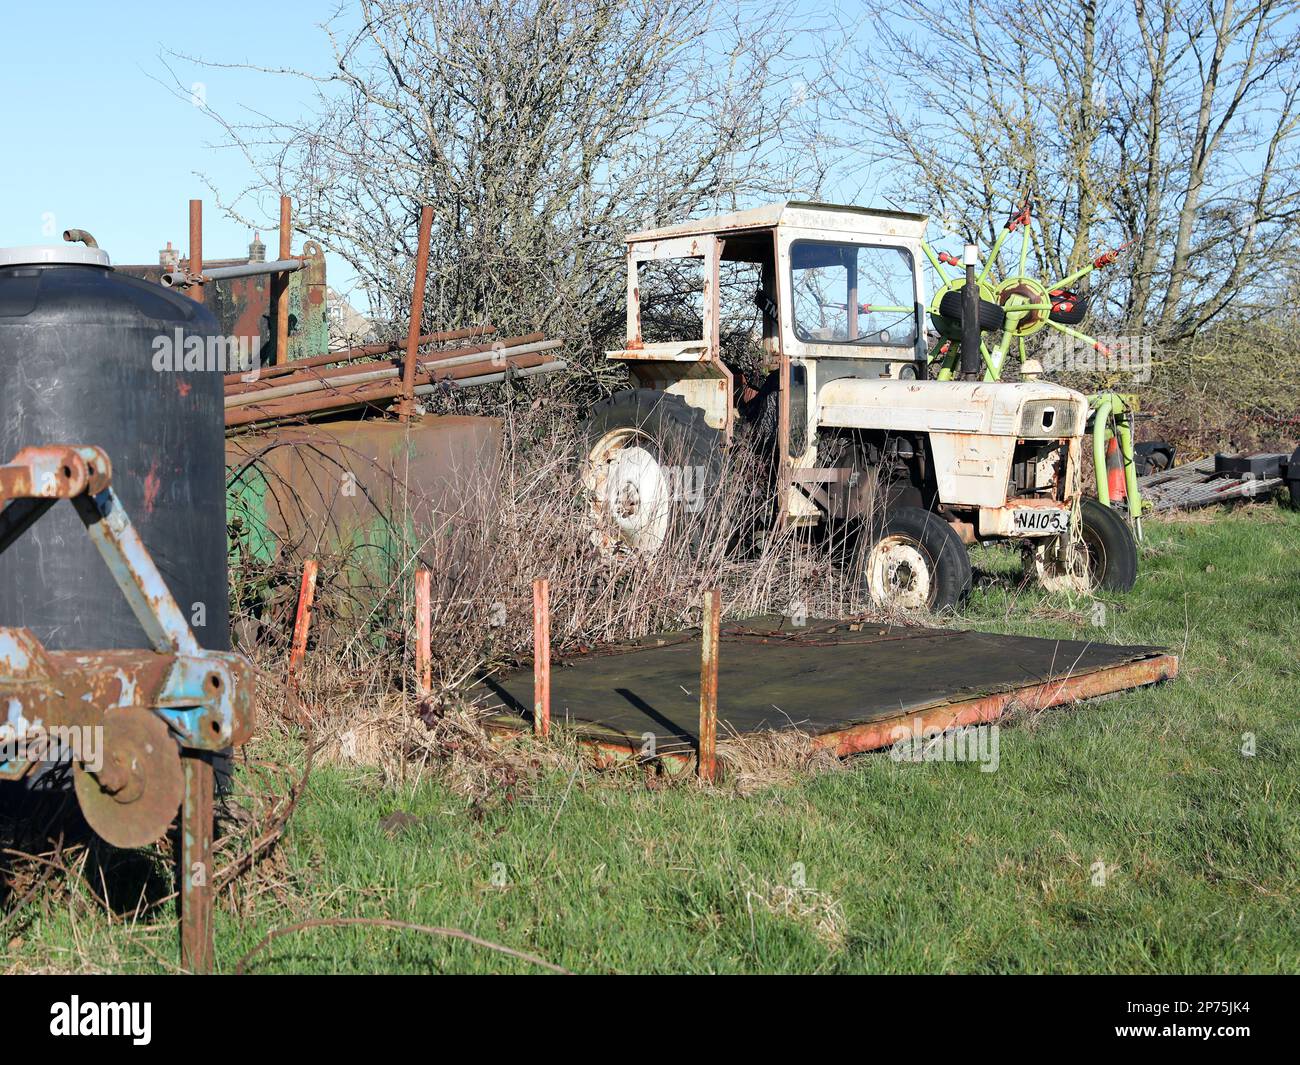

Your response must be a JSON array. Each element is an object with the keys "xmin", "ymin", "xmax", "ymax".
[{"xmin": 6, "ymin": 507, "xmax": 1299, "ymax": 973}]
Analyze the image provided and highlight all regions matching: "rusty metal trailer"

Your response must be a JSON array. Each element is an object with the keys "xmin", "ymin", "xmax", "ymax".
[{"xmin": 477, "ymin": 617, "xmax": 1178, "ymax": 768}]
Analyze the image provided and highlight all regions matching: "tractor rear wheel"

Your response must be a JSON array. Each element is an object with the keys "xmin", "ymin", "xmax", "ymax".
[
  {"xmin": 581, "ymin": 389, "xmax": 723, "ymax": 555},
  {"xmin": 857, "ymin": 505, "xmax": 972, "ymax": 612}
]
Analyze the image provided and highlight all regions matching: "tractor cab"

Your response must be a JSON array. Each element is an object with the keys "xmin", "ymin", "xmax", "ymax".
[{"xmin": 607, "ymin": 201, "xmax": 931, "ymax": 446}]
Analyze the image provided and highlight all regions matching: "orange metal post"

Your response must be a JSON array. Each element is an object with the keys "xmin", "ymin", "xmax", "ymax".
[
  {"xmin": 415, "ymin": 567, "xmax": 432, "ymax": 697},
  {"xmin": 532, "ymin": 578, "xmax": 550, "ymax": 737},
  {"xmin": 274, "ymin": 195, "xmax": 292, "ymax": 365},
  {"xmin": 180, "ymin": 753, "xmax": 214, "ymax": 973},
  {"xmin": 287, "ymin": 559, "xmax": 319, "ymax": 698},
  {"xmin": 698, "ymin": 588, "xmax": 720, "ymax": 781},
  {"xmin": 188, "ymin": 200, "xmax": 203, "ymax": 305},
  {"xmin": 395, "ymin": 205, "xmax": 434, "ymax": 421}
]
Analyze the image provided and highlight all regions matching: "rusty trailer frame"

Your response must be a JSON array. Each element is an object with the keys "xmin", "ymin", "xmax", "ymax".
[{"xmin": 485, "ymin": 602, "xmax": 1178, "ymax": 773}]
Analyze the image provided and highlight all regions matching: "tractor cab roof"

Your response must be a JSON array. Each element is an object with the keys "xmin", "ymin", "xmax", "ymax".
[{"xmin": 625, "ymin": 200, "xmax": 929, "ymax": 250}]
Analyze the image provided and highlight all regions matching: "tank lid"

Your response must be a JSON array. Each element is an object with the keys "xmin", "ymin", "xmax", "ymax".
[{"xmin": 0, "ymin": 244, "xmax": 112, "ymax": 268}]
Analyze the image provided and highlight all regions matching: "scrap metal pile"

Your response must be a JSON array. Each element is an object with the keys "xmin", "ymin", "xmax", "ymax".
[
  {"xmin": 224, "ymin": 325, "xmax": 564, "ymax": 431},
  {"xmin": 190, "ymin": 202, "xmax": 566, "ymax": 433},
  {"xmin": 1137, "ymin": 449, "xmax": 1299, "ymax": 512}
]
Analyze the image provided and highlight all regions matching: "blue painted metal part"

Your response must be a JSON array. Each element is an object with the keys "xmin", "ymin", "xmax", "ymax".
[
  {"xmin": 74, "ymin": 486, "xmax": 201, "ymax": 657},
  {"xmin": 0, "ymin": 444, "xmax": 255, "ymax": 770}
]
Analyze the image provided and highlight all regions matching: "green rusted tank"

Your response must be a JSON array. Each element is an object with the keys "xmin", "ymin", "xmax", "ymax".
[{"xmin": 225, "ymin": 415, "xmax": 500, "ymax": 643}]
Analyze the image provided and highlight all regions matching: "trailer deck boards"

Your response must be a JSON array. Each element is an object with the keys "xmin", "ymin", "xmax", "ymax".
[{"xmin": 476, "ymin": 619, "xmax": 1178, "ymax": 760}]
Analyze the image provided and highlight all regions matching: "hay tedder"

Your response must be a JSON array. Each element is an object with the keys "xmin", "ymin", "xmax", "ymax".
[
  {"xmin": 0, "ymin": 445, "xmax": 254, "ymax": 971},
  {"xmin": 582, "ymin": 200, "xmax": 1142, "ymax": 609}
]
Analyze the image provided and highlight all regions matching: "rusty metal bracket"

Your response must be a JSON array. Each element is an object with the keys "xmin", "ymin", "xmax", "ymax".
[{"xmin": 0, "ymin": 444, "xmax": 255, "ymax": 972}]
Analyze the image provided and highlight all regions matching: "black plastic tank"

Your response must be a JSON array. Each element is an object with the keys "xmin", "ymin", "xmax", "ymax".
[{"xmin": 0, "ymin": 241, "xmax": 229, "ymax": 652}]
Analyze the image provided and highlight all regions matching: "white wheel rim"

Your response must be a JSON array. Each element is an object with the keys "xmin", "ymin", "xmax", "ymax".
[
  {"xmin": 1032, "ymin": 534, "xmax": 1092, "ymax": 594},
  {"xmin": 866, "ymin": 535, "xmax": 932, "ymax": 609},
  {"xmin": 583, "ymin": 428, "xmax": 672, "ymax": 554}
]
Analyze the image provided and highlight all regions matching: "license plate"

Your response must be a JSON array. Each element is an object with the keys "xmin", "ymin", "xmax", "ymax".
[{"xmin": 1011, "ymin": 507, "xmax": 1070, "ymax": 535}]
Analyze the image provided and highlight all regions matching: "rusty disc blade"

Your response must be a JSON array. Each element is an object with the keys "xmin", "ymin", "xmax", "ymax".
[{"xmin": 74, "ymin": 708, "xmax": 183, "ymax": 848}]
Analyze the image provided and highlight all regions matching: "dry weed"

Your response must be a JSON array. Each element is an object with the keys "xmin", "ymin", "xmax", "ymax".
[
  {"xmin": 744, "ymin": 875, "xmax": 848, "ymax": 952},
  {"xmin": 234, "ymin": 406, "xmax": 881, "ymax": 789},
  {"xmin": 717, "ymin": 729, "xmax": 842, "ymax": 796}
]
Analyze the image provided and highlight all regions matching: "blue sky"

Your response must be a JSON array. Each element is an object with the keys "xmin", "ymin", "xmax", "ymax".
[
  {"xmin": 0, "ymin": 1, "xmax": 837, "ymax": 307},
  {"xmin": 0, "ymin": 3, "xmax": 350, "ymax": 277}
]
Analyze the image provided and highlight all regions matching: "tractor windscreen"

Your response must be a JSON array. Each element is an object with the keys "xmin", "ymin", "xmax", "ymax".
[{"xmin": 790, "ymin": 241, "xmax": 916, "ymax": 347}]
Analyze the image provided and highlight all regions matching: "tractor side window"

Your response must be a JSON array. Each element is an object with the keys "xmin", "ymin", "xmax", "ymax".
[
  {"xmin": 637, "ymin": 257, "xmax": 705, "ymax": 344},
  {"xmin": 790, "ymin": 241, "xmax": 916, "ymax": 347}
]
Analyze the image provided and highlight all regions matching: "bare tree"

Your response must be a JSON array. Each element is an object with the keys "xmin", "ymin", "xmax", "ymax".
[
  {"xmin": 1148, "ymin": 0, "xmax": 1300, "ymax": 335},
  {"xmin": 820, "ymin": 0, "xmax": 1300, "ymax": 340},
  {"xmin": 174, "ymin": 0, "xmax": 817, "ymax": 382}
]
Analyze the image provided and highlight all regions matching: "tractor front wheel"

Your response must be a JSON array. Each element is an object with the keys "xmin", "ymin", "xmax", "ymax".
[{"xmin": 1031, "ymin": 498, "xmax": 1138, "ymax": 594}]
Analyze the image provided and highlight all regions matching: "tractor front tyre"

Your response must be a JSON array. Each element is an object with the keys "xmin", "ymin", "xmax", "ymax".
[
  {"xmin": 857, "ymin": 506, "xmax": 972, "ymax": 612},
  {"xmin": 1032, "ymin": 498, "xmax": 1138, "ymax": 594},
  {"xmin": 581, "ymin": 388, "xmax": 723, "ymax": 556}
]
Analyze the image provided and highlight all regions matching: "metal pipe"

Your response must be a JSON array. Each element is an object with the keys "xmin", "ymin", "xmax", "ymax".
[
  {"xmin": 1091, "ymin": 394, "xmax": 1113, "ymax": 508},
  {"xmin": 230, "ymin": 352, "xmax": 552, "ymax": 420},
  {"xmin": 1118, "ymin": 408, "xmax": 1143, "ymax": 535},
  {"xmin": 287, "ymin": 559, "xmax": 318, "ymax": 706},
  {"xmin": 275, "ymin": 195, "xmax": 292, "ymax": 365},
  {"xmin": 698, "ymin": 588, "xmax": 720, "ymax": 782},
  {"xmin": 188, "ymin": 200, "xmax": 203, "ymax": 306},
  {"xmin": 225, "ymin": 352, "xmax": 558, "ymax": 427},
  {"xmin": 162, "ymin": 257, "xmax": 304, "ymax": 288},
  {"xmin": 180, "ymin": 753, "xmax": 214, "ymax": 973},
  {"xmin": 396, "ymin": 205, "xmax": 434, "ymax": 421},
  {"xmin": 222, "ymin": 326, "xmax": 500, "ymax": 386},
  {"xmin": 960, "ymin": 243, "xmax": 980, "ymax": 376},
  {"xmin": 225, "ymin": 331, "xmax": 543, "ymax": 395},
  {"xmin": 411, "ymin": 359, "xmax": 566, "ymax": 396},
  {"xmin": 533, "ymin": 578, "xmax": 550, "ymax": 738},
  {"xmin": 62, "ymin": 228, "xmax": 99, "ymax": 248},
  {"xmin": 224, "ymin": 359, "xmax": 567, "ymax": 433},
  {"xmin": 415, "ymin": 568, "xmax": 431, "ymax": 698},
  {"xmin": 225, "ymin": 339, "xmax": 562, "ymax": 408}
]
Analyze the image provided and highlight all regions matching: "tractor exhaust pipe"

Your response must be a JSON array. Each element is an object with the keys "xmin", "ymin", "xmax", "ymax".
[{"xmin": 961, "ymin": 243, "xmax": 980, "ymax": 377}]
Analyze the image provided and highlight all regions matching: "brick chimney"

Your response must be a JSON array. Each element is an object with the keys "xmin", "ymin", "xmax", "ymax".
[{"xmin": 249, "ymin": 231, "xmax": 266, "ymax": 263}]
